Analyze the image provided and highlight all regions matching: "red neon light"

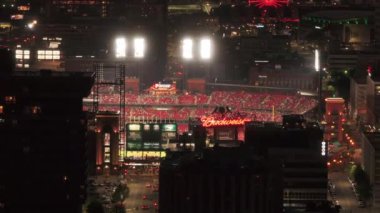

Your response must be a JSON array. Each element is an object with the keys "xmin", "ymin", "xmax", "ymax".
[
  {"xmin": 201, "ymin": 116, "xmax": 251, "ymax": 127},
  {"xmin": 248, "ymin": 0, "xmax": 288, "ymax": 8}
]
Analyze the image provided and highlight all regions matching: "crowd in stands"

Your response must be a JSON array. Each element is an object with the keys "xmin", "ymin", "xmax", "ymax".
[{"xmin": 85, "ymin": 87, "xmax": 317, "ymax": 122}]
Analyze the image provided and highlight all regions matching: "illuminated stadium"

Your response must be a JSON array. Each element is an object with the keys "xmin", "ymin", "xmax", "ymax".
[
  {"xmin": 86, "ymin": 71, "xmax": 318, "ymax": 173},
  {"xmin": 84, "ymin": 83, "xmax": 318, "ymax": 134}
]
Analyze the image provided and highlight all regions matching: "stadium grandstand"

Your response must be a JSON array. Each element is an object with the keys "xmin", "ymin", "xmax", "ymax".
[{"xmin": 83, "ymin": 83, "xmax": 318, "ymax": 133}]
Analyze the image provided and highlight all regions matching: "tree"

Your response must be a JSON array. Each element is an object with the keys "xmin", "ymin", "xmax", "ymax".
[
  {"xmin": 349, "ymin": 164, "xmax": 372, "ymax": 201},
  {"xmin": 110, "ymin": 204, "xmax": 126, "ymax": 213},
  {"xmin": 85, "ymin": 198, "xmax": 105, "ymax": 213},
  {"xmin": 111, "ymin": 184, "xmax": 129, "ymax": 203},
  {"xmin": 348, "ymin": 163, "xmax": 357, "ymax": 180}
]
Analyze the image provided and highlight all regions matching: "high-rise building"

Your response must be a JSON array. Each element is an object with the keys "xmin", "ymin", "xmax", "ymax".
[
  {"xmin": 159, "ymin": 146, "xmax": 284, "ymax": 213},
  {"xmin": 0, "ymin": 70, "xmax": 93, "ymax": 213},
  {"xmin": 366, "ymin": 75, "xmax": 380, "ymax": 124},
  {"xmin": 90, "ymin": 112, "xmax": 121, "ymax": 175},
  {"xmin": 361, "ymin": 126, "xmax": 380, "ymax": 208},
  {"xmin": 350, "ymin": 77, "xmax": 367, "ymax": 121},
  {"xmin": 245, "ymin": 115, "xmax": 328, "ymax": 211}
]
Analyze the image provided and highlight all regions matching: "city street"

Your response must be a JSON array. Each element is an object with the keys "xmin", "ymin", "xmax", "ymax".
[
  {"xmin": 329, "ymin": 172, "xmax": 379, "ymax": 213},
  {"xmin": 123, "ymin": 174, "xmax": 159, "ymax": 212}
]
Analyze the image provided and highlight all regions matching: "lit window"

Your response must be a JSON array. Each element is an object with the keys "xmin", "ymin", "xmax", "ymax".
[
  {"xmin": 31, "ymin": 106, "xmax": 41, "ymax": 114},
  {"xmin": 5, "ymin": 96, "xmax": 16, "ymax": 104},
  {"xmin": 0, "ymin": 105, "xmax": 3, "ymax": 113},
  {"xmin": 37, "ymin": 50, "xmax": 60, "ymax": 60},
  {"xmin": 104, "ymin": 153, "xmax": 110, "ymax": 163},
  {"xmin": 104, "ymin": 132, "xmax": 111, "ymax": 163},
  {"xmin": 104, "ymin": 133, "xmax": 110, "ymax": 146},
  {"xmin": 15, "ymin": 49, "xmax": 30, "ymax": 60}
]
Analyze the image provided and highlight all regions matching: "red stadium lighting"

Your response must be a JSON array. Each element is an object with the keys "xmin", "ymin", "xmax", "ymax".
[{"xmin": 248, "ymin": 0, "xmax": 288, "ymax": 8}]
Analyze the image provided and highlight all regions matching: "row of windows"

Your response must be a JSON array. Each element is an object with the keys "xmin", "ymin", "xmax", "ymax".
[
  {"xmin": 15, "ymin": 50, "xmax": 61, "ymax": 60},
  {"xmin": 0, "ymin": 104, "xmax": 41, "ymax": 115},
  {"xmin": 283, "ymin": 192, "xmax": 325, "ymax": 200}
]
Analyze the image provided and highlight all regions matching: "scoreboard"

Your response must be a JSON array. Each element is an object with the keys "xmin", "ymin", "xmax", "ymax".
[{"xmin": 126, "ymin": 123, "xmax": 177, "ymax": 151}]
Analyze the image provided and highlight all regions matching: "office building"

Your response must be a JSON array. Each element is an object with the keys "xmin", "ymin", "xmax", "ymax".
[
  {"xmin": 366, "ymin": 75, "xmax": 380, "ymax": 124},
  {"xmin": 350, "ymin": 77, "xmax": 367, "ymax": 121},
  {"xmin": 159, "ymin": 146, "xmax": 283, "ymax": 213},
  {"xmin": 0, "ymin": 70, "xmax": 93, "ymax": 213},
  {"xmin": 361, "ymin": 125, "xmax": 380, "ymax": 208},
  {"xmin": 245, "ymin": 115, "xmax": 327, "ymax": 210}
]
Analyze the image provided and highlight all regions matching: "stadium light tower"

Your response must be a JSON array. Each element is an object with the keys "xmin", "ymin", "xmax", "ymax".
[
  {"xmin": 134, "ymin": 37, "xmax": 145, "ymax": 58},
  {"xmin": 182, "ymin": 38, "xmax": 193, "ymax": 60},
  {"xmin": 181, "ymin": 37, "xmax": 213, "ymax": 91},
  {"xmin": 115, "ymin": 37, "xmax": 127, "ymax": 58},
  {"xmin": 200, "ymin": 37, "xmax": 211, "ymax": 60}
]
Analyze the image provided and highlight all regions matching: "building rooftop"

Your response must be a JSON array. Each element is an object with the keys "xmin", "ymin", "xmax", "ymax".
[
  {"xmin": 161, "ymin": 145, "xmax": 264, "ymax": 173},
  {"xmin": 352, "ymin": 77, "xmax": 367, "ymax": 84},
  {"xmin": 305, "ymin": 10, "xmax": 372, "ymax": 20}
]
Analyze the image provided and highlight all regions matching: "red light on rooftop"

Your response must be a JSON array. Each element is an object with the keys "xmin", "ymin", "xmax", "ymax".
[{"xmin": 248, "ymin": 0, "xmax": 289, "ymax": 8}]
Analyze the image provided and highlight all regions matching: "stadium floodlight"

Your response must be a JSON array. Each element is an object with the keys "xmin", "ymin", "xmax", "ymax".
[
  {"xmin": 200, "ymin": 38, "xmax": 211, "ymax": 60},
  {"xmin": 115, "ymin": 37, "xmax": 127, "ymax": 58},
  {"xmin": 182, "ymin": 38, "xmax": 193, "ymax": 60},
  {"xmin": 315, "ymin": 49, "xmax": 320, "ymax": 72},
  {"xmin": 134, "ymin": 37, "xmax": 145, "ymax": 58}
]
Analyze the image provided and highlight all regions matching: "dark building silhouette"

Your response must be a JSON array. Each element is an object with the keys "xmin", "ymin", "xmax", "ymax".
[
  {"xmin": 0, "ymin": 71, "xmax": 93, "ymax": 213},
  {"xmin": 159, "ymin": 146, "xmax": 283, "ymax": 213},
  {"xmin": 245, "ymin": 115, "xmax": 327, "ymax": 211},
  {"xmin": 0, "ymin": 48, "xmax": 14, "ymax": 74}
]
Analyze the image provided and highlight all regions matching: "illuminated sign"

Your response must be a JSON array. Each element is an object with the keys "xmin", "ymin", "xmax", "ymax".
[
  {"xmin": 144, "ymin": 124, "xmax": 150, "ymax": 131},
  {"xmin": 129, "ymin": 124, "xmax": 141, "ymax": 131},
  {"xmin": 0, "ymin": 23, "xmax": 11, "ymax": 29},
  {"xmin": 162, "ymin": 124, "xmax": 176, "ymax": 131},
  {"xmin": 201, "ymin": 116, "xmax": 251, "ymax": 127},
  {"xmin": 155, "ymin": 83, "xmax": 172, "ymax": 89},
  {"xmin": 10, "ymin": 14, "xmax": 24, "ymax": 20},
  {"xmin": 153, "ymin": 124, "xmax": 160, "ymax": 131},
  {"xmin": 18, "ymin": 5, "xmax": 30, "ymax": 11}
]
